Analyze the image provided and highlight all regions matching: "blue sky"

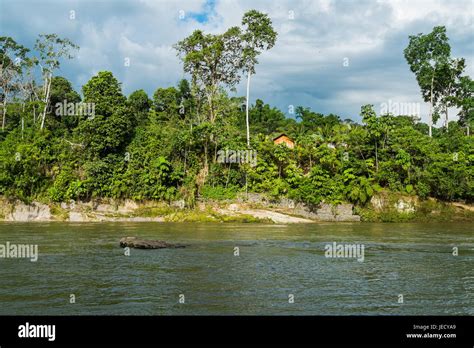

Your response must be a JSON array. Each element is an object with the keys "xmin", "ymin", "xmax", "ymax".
[
  {"xmin": 188, "ymin": 0, "xmax": 217, "ymax": 23},
  {"xmin": 1, "ymin": 0, "xmax": 473, "ymax": 123}
]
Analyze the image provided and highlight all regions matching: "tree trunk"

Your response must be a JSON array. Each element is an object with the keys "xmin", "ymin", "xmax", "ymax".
[
  {"xmin": 225, "ymin": 162, "xmax": 231, "ymax": 189},
  {"xmin": 214, "ymin": 141, "xmax": 218, "ymax": 163},
  {"xmin": 375, "ymin": 141, "xmax": 378, "ymax": 172},
  {"xmin": 245, "ymin": 171, "xmax": 248, "ymax": 199},
  {"xmin": 445, "ymin": 104, "xmax": 449, "ymax": 129},
  {"xmin": 40, "ymin": 73, "xmax": 52, "ymax": 130},
  {"xmin": 1, "ymin": 103, "xmax": 6, "ymax": 131},
  {"xmin": 245, "ymin": 70, "xmax": 251, "ymax": 147},
  {"xmin": 445, "ymin": 78, "xmax": 452, "ymax": 130},
  {"xmin": 429, "ymin": 74, "xmax": 434, "ymax": 137},
  {"xmin": 204, "ymin": 139, "xmax": 209, "ymax": 176},
  {"xmin": 207, "ymin": 84, "xmax": 217, "ymax": 124},
  {"xmin": 1, "ymin": 83, "xmax": 11, "ymax": 131},
  {"xmin": 208, "ymin": 95, "xmax": 213, "ymax": 124}
]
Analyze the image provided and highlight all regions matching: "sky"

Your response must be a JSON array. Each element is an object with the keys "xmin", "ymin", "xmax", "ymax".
[{"xmin": 1, "ymin": 0, "xmax": 473, "ymax": 123}]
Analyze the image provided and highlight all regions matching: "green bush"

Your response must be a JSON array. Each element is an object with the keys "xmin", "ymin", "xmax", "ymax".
[{"xmin": 200, "ymin": 185, "xmax": 238, "ymax": 200}]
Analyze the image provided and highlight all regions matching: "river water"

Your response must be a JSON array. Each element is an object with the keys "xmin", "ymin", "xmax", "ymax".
[{"xmin": 0, "ymin": 222, "xmax": 472, "ymax": 315}]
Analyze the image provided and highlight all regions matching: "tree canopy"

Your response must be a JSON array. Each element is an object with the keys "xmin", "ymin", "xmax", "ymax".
[{"xmin": 0, "ymin": 24, "xmax": 472, "ymax": 206}]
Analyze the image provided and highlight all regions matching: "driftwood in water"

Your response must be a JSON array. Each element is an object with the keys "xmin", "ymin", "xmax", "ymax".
[{"xmin": 119, "ymin": 237, "xmax": 186, "ymax": 249}]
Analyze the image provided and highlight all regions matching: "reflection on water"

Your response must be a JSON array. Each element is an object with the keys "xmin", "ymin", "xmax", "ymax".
[{"xmin": 0, "ymin": 222, "xmax": 472, "ymax": 315}]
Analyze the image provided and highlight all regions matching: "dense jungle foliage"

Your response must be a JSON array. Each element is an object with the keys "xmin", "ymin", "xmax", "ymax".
[{"xmin": 0, "ymin": 15, "xmax": 472, "ymax": 207}]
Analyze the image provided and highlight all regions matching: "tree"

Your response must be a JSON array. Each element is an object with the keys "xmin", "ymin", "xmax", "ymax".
[
  {"xmin": 435, "ymin": 58, "xmax": 466, "ymax": 129},
  {"xmin": 404, "ymin": 26, "xmax": 451, "ymax": 137},
  {"xmin": 77, "ymin": 72, "xmax": 131, "ymax": 159},
  {"xmin": 174, "ymin": 26, "xmax": 244, "ymax": 178},
  {"xmin": 174, "ymin": 27, "xmax": 243, "ymax": 124},
  {"xmin": 49, "ymin": 76, "xmax": 80, "ymax": 105},
  {"xmin": 248, "ymin": 99, "xmax": 286, "ymax": 134},
  {"xmin": 241, "ymin": 10, "xmax": 277, "ymax": 147},
  {"xmin": 82, "ymin": 71, "xmax": 126, "ymax": 117},
  {"xmin": 153, "ymin": 87, "xmax": 180, "ymax": 116},
  {"xmin": 361, "ymin": 104, "xmax": 382, "ymax": 172},
  {"xmin": 46, "ymin": 76, "xmax": 82, "ymax": 131},
  {"xmin": 177, "ymin": 78, "xmax": 193, "ymax": 119},
  {"xmin": 128, "ymin": 89, "xmax": 151, "ymax": 125},
  {"xmin": 0, "ymin": 36, "xmax": 29, "ymax": 130},
  {"xmin": 34, "ymin": 34, "xmax": 78, "ymax": 130},
  {"xmin": 453, "ymin": 75, "xmax": 473, "ymax": 134},
  {"xmin": 128, "ymin": 89, "xmax": 151, "ymax": 113}
]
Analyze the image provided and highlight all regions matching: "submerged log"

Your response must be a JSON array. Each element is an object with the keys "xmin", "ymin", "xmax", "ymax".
[{"xmin": 119, "ymin": 237, "xmax": 186, "ymax": 249}]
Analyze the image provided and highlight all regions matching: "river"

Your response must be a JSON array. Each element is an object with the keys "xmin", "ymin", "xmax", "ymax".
[{"xmin": 0, "ymin": 222, "xmax": 472, "ymax": 315}]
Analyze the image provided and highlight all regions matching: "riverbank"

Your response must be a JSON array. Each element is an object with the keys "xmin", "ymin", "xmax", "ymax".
[
  {"xmin": 0, "ymin": 192, "xmax": 473, "ymax": 223},
  {"xmin": 0, "ymin": 198, "xmax": 317, "ymax": 223},
  {"xmin": 356, "ymin": 191, "xmax": 474, "ymax": 222}
]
